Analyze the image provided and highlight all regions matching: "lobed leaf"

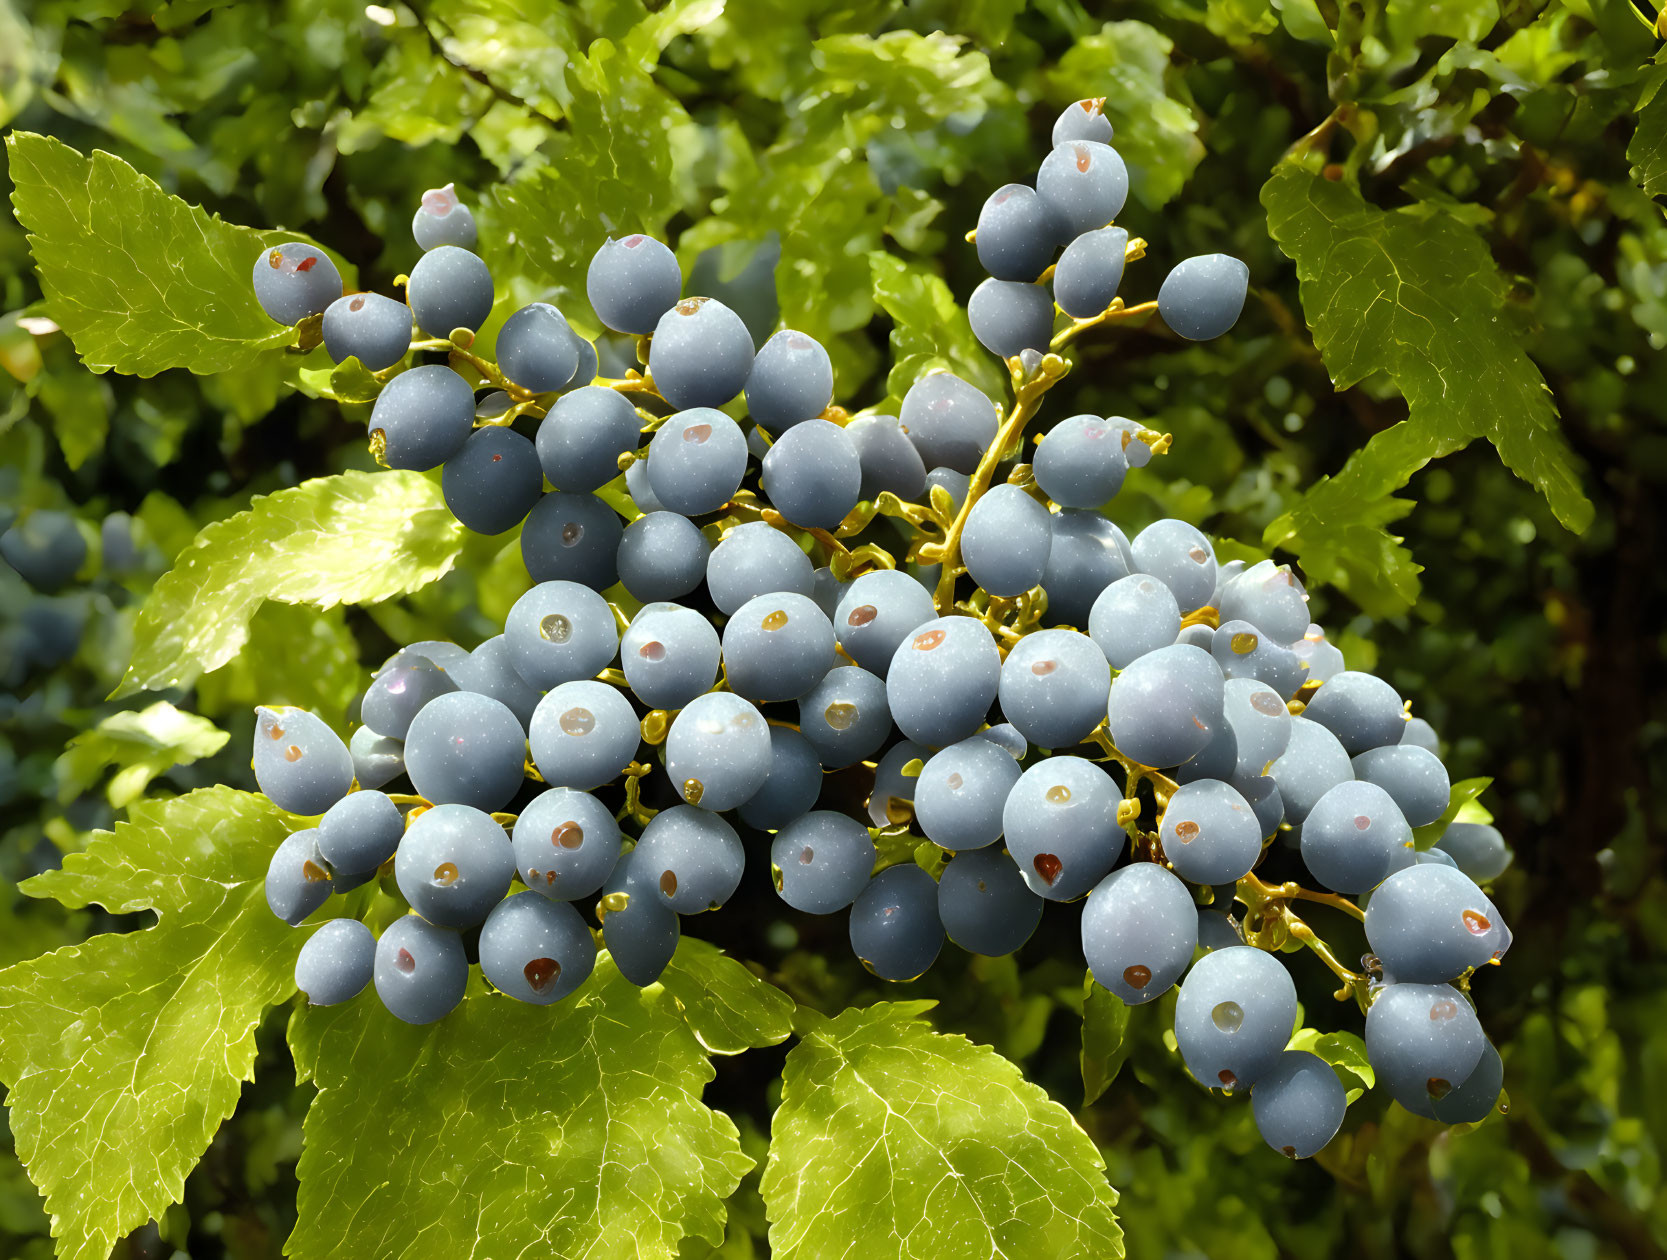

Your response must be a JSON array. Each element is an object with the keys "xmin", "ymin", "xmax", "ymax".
[
  {"xmin": 0, "ymin": 789, "xmax": 301, "ymax": 1260},
  {"xmin": 5, "ymin": 132, "xmax": 346, "ymax": 378},
  {"xmin": 762, "ymin": 1001, "xmax": 1124, "ymax": 1259},
  {"xmin": 284, "ymin": 939, "xmax": 791, "ymax": 1260},
  {"xmin": 118, "ymin": 469, "xmax": 464, "ymax": 698},
  {"xmin": 1261, "ymin": 164, "xmax": 1593, "ymax": 612}
]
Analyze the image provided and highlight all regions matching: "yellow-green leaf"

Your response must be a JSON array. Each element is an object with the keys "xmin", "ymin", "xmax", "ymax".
[
  {"xmin": 0, "ymin": 789, "xmax": 301, "ymax": 1260},
  {"xmin": 762, "ymin": 1001, "xmax": 1124, "ymax": 1259},
  {"xmin": 53, "ymin": 700, "xmax": 228, "ymax": 807},
  {"xmin": 285, "ymin": 939, "xmax": 792, "ymax": 1260},
  {"xmin": 119, "ymin": 470, "xmax": 464, "ymax": 697},
  {"xmin": 5, "ymin": 132, "xmax": 345, "ymax": 377}
]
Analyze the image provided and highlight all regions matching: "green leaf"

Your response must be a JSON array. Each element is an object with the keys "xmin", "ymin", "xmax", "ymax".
[
  {"xmin": 4, "ymin": 132, "xmax": 337, "ymax": 377},
  {"xmin": 762, "ymin": 1001, "xmax": 1124, "ymax": 1258},
  {"xmin": 1413, "ymin": 776, "xmax": 1493, "ymax": 850},
  {"xmin": 1261, "ymin": 165, "xmax": 1593, "ymax": 609},
  {"xmin": 870, "ymin": 251, "xmax": 1007, "ymax": 406},
  {"xmin": 335, "ymin": 29, "xmax": 495, "ymax": 152},
  {"xmin": 1270, "ymin": 0, "xmax": 1334, "ymax": 43},
  {"xmin": 0, "ymin": 788, "xmax": 302, "ymax": 1260},
  {"xmin": 285, "ymin": 939, "xmax": 790, "ymax": 1260},
  {"xmin": 423, "ymin": 0, "xmax": 580, "ymax": 120},
  {"xmin": 1287, "ymin": 1028, "xmax": 1374, "ymax": 1091},
  {"xmin": 494, "ymin": 39, "xmax": 690, "ymax": 329},
  {"xmin": 1082, "ymin": 975, "xmax": 1133, "ymax": 1106},
  {"xmin": 1043, "ymin": 22, "xmax": 1203, "ymax": 209},
  {"xmin": 53, "ymin": 700, "xmax": 229, "ymax": 807},
  {"xmin": 39, "ymin": 376, "xmax": 113, "ymax": 473},
  {"xmin": 1629, "ymin": 61, "xmax": 1667, "ymax": 200},
  {"xmin": 119, "ymin": 469, "xmax": 465, "ymax": 698},
  {"xmin": 194, "ymin": 602, "xmax": 366, "ymax": 730},
  {"xmin": 1262, "ymin": 432, "xmax": 1424, "ymax": 615},
  {"xmin": 288, "ymin": 353, "xmax": 384, "ymax": 405}
]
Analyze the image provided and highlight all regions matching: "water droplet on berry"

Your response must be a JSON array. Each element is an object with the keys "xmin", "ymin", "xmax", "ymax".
[
  {"xmin": 540, "ymin": 613, "xmax": 572, "ymax": 643},
  {"xmin": 1426, "ymin": 1077, "xmax": 1453, "ymax": 1100},
  {"xmin": 675, "ymin": 297, "xmax": 706, "ymax": 316},
  {"xmin": 560, "ymin": 521, "xmax": 583, "ymax": 546},
  {"xmin": 1250, "ymin": 692, "xmax": 1285, "ymax": 716},
  {"xmin": 1123, "ymin": 964, "xmax": 1151, "ymax": 988},
  {"xmin": 1033, "ymin": 853, "xmax": 1063, "ymax": 884},
  {"xmin": 560, "ymin": 707, "xmax": 595, "ymax": 737},
  {"xmin": 1074, "ymin": 144, "xmax": 1092, "ymax": 173},
  {"xmin": 824, "ymin": 702, "xmax": 857, "ymax": 730},
  {"xmin": 1430, "ymin": 998, "xmax": 1460, "ymax": 1022},
  {"xmin": 660, "ymin": 869, "xmax": 678, "ymax": 897},
  {"xmin": 1031, "ymin": 659, "xmax": 1059, "ymax": 676},
  {"xmin": 349, "ymin": 295, "xmax": 366, "ymax": 313},
  {"xmin": 1354, "ymin": 814, "xmax": 1371, "ymax": 830},
  {"xmin": 683, "ymin": 778, "xmax": 704, "ymax": 806},
  {"xmin": 396, "ymin": 947, "xmax": 416, "ymax": 974},
  {"xmin": 762, "ymin": 609, "xmax": 789, "ymax": 631},
  {"xmin": 1218, "ymin": 1069, "xmax": 1238, "ymax": 1089},
  {"xmin": 799, "ymin": 846, "xmax": 815, "ymax": 865},
  {"xmin": 683, "ymin": 422, "xmax": 712, "ymax": 443},
  {"xmin": 945, "ymin": 772, "xmax": 964, "ymax": 791},
  {"xmin": 1231, "ymin": 632, "xmax": 1259, "ymax": 655},
  {"xmin": 432, "ymin": 862, "xmax": 459, "ymax": 886},
  {"xmin": 912, "ymin": 628, "xmax": 945, "ymax": 651},
  {"xmin": 1174, "ymin": 819, "xmax": 1200, "ymax": 843},
  {"xmin": 1211, "ymin": 1000, "xmax": 1244, "ymax": 1033},
  {"xmin": 285, "ymin": 745, "xmax": 303, "ymax": 763},
  {"xmin": 639, "ymin": 639, "xmax": 666, "ymax": 662},
  {"xmin": 1462, "ymin": 909, "xmax": 1491, "ymax": 935},
  {"xmin": 847, "ymin": 603, "xmax": 878, "ymax": 627},
  {"xmin": 554, "ymin": 822, "xmax": 584, "ymax": 849},
  {"xmin": 1046, "ymin": 784, "xmax": 1072, "ymax": 804}
]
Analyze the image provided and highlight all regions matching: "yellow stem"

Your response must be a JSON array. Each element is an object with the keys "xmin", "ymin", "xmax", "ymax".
[
  {"xmin": 926, "ymin": 357, "xmax": 1068, "ymax": 612},
  {"xmin": 1241, "ymin": 871, "xmax": 1366, "ymax": 922},
  {"xmin": 1050, "ymin": 298, "xmax": 1160, "ymax": 350}
]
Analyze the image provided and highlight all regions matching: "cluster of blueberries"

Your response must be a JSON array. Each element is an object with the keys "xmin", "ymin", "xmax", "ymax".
[{"xmin": 242, "ymin": 97, "xmax": 1512, "ymax": 1160}]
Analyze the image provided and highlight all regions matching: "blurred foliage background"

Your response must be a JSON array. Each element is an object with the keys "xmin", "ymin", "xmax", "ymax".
[{"xmin": 2, "ymin": 0, "xmax": 1665, "ymax": 1256}]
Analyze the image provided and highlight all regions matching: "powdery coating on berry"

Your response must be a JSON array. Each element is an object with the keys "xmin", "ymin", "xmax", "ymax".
[
  {"xmin": 406, "ymin": 245, "xmax": 494, "ymax": 337},
  {"xmin": 413, "ymin": 184, "xmax": 479, "ymax": 250},
  {"xmin": 746, "ymin": 328, "xmax": 835, "ymax": 432},
  {"xmin": 899, "ymin": 372, "xmax": 1001, "ymax": 474},
  {"xmin": 322, "ymin": 290, "xmax": 412, "ymax": 371},
  {"xmin": 1051, "ymin": 98, "xmax": 1114, "ymax": 147},
  {"xmin": 649, "ymin": 296, "xmax": 755, "ymax": 410},
  {"xmin": 1035, "ymin": 140, "xmax": 1129, "ymax": 236},
  {"xmin": 1158, "ymin": 253, "xmax": 1250, "ymax": 342},
  {"xmin": 587, "ymin": 234, "xmax": 681, "ymax": 333}
]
